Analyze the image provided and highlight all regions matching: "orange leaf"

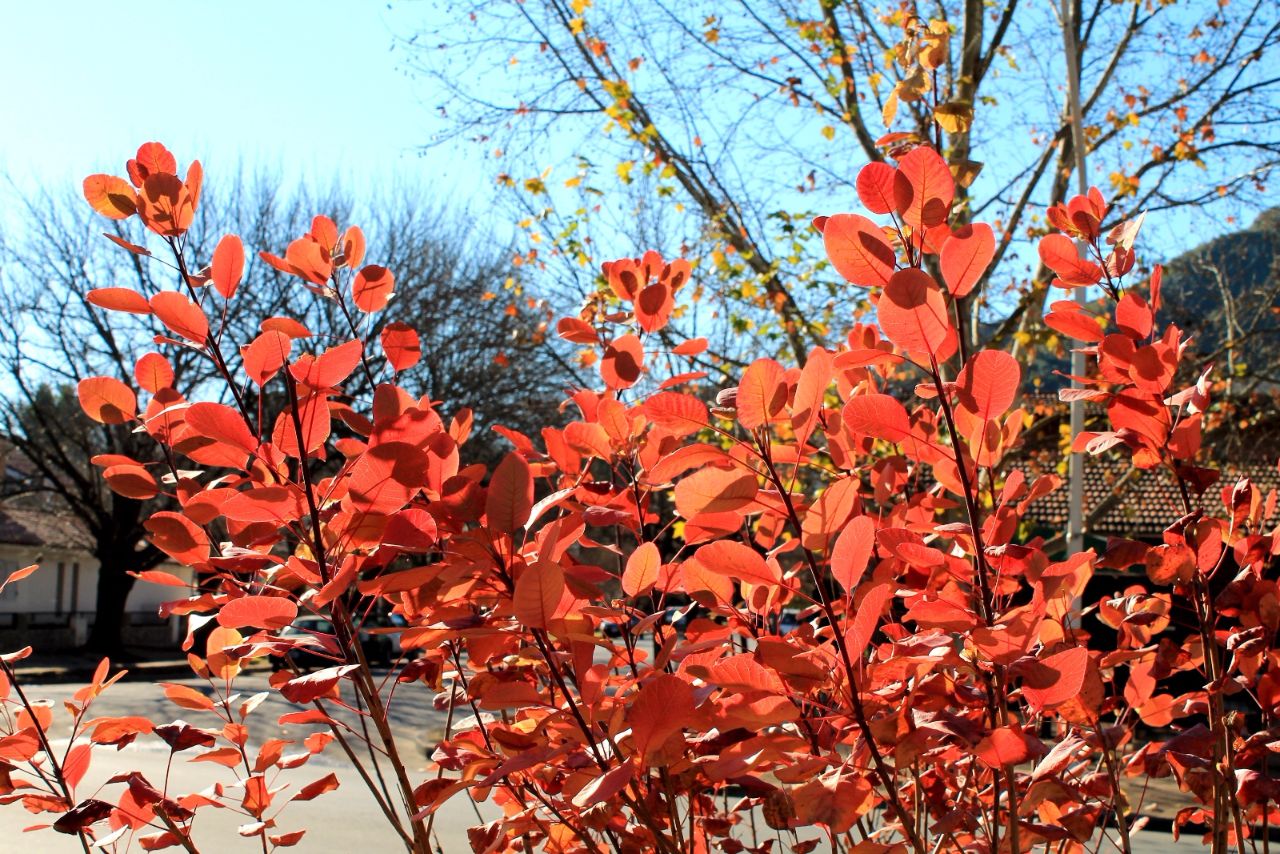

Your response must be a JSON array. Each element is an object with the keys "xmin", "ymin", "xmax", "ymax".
[
  {"xmin": 601, "ymin": 334, "xmax": 644, "ymax": 390},
  {"xmin": 623, "ymin": 542, "xmax": 662, "ymax": 596},
  {"xmin": 694, "ymin": 540, "xmax": 780, "ymax": 586},
  {"xmin": 242, "ymin": 330, "xmax": 292, "ymax": 386},
  {"xmin": 956, "ymin": 350, "xmax": 1020, "ymax": 422},
  {"xmin": 877, "ymin": 269, "xmax": 955, "ymax": 360},
  {"xmin": 77, "ymin": 377, "xmax": 137, "ymax": 424},
  {"xmin": 83, "ymin": 174, "xmax": 138, "ymax": 220},
  {"xmin": 134, "ymin": 353, "xmax": 175, "ymax": 393},
  {"xmin": 939, "ymin": 222, "xmax": 994, "ymax": 298},
  {"xmin": 352, "ymin": 265, "xmax": 395, "ymax": 312},
  {"xmin": 161, "ymin": 682, "xmax": 216, "ymax": 712},
  {"xmin": 642, "ymin": 392, "xmax": 707, "ymax": 436},
  {"xmin": 830, "ymin": 515, "xmax": 875, "ymax": 594},
  {"xmin": 150, "ymin": 291, "xmax": 208, "ymax": 344},
  {"xmin": 855, "ymin": 161, "xmax": 898, "ymax": 215},
  {"xmin": 211, "ymin": 234, "xmax": 245, "ymax": 299},
  {"xmin": 486, "ymin": 452, "xmax": 534, "ymax": 536},
  {"xmin": 218, "ymin": 596, "xmax": 298, "ymax": 630},
  {"xmin": 145, "ymin": 512, "xmax": 210, "ymax": 565},
  {"xmin": 823, "ymin": 213, "xmax": 895, "ymax": 287},
  {"xmin": 513, "ymin": 560, "xmax": 564, "ymax": 629},
  {"xmin": 0, "ymin": 564, "xmax": 38, "ymax": 596},
  {"xmin": 674, "ymin": 467, "xmax": 757, "ymax": 518},
  {"xmin": 893, "ymin": 145, "xmax": 954, "ymax": 229},
  {"xmin": 381, "ymin": 322, "xmax": 421, "ymax": 372},
  {"xmin": 88, "ymin": 287, "xmax": 151, "ymax": 314},
  {"xmin": 736, "ymin": 358, "xmax": 787, "ymax": 429}
]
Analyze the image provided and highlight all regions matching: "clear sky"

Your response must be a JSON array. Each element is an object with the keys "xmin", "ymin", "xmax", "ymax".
[{"xmin": 0, "ymin": 1, "xmax": 465, "ymax": 196}]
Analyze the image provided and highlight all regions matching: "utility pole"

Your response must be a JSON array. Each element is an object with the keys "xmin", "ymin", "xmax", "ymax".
[{"xmin": 1062, "ymin": 0, "xmax": 1089, "ymax": 556}]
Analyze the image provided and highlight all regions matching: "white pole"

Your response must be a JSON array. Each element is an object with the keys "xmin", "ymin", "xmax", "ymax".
[{"xmin": 1062, "ymin": 0, "xmax": 1089, "ymax": 556}]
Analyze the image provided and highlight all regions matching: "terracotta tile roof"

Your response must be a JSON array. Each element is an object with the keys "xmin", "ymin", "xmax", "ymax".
[{"xmin": 0, "ymin": 503, "xmax": 94, "ymax": 551}]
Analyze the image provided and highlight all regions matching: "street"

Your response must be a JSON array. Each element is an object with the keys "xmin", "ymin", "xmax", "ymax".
[{"xmin": 0, "ymin": 672, "xmax": 1226, "ymax": 852}]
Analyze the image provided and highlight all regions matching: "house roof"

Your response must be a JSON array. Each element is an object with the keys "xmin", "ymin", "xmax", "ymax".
[
  {"xmin": 1017, "ymin": 456, "xmax": 1280, "ymax": 539},
  {"xmin": 0, "ymin": 503, "xmax": 94, "ymax": 551}
]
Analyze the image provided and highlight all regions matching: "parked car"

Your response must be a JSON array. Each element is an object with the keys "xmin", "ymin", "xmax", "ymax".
[
  {"xmin": 378, "ymin": 612, "xmax": 422, "ymax": 662},
  {"xmin": 777, "ymin": 609, "xmax": 801, "ymax": 635},
  {"xmin": 272, "ymin": 614, "xmax": 393, "ymax": 671}
]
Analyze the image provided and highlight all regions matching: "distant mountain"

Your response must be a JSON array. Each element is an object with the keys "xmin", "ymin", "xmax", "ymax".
[{"xmin": 1159, "ymin": 207, "xmax": 1280, "ymax": 387}]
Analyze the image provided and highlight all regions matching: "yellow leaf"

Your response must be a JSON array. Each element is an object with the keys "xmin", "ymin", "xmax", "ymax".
[
  {"xmin": 933, "ymin": 101, "xmax": 973, "ymax": 134},
  {"xmin": 820, "ymin": 125, "xmax": 836, "ymax": 141},
  {"xmin": 616, "ymin": 161, "xmax": 634, "ymax": 184}
]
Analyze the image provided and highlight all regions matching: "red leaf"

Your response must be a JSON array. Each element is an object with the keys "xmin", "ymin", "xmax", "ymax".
[
  {"xmin": 791, "ymin": 346, "xmax": 833, "ymax": 447},
  {"xmin": 134, "ymin": 353, "xmax": 175, "ymax": 393},
  {"xmin": 220, "ymin": 594, "xmax": 299, "ymax": 635},
  {"xmin": 486, "ymin": 452, "xmax": 534, "ymax": 536},
  {"xmin": 295, "ymin": 773, "xmax": 339, "ymax": 802},
  {"xmin": 975, "ymin": 726, "xmax": 1046, "ymax": 769},
  {"xmin": 822, "ymin": 213, "xmax": 895, "ymax": 287},
  {"xmin": 623, "ymin": 542, "xmax": 662, "ymax": 596},
  {"xmin": 672, "ymin": 338, "xmax": 707, "ymax": 356},
  {"xmin": 0, "ymin": 564, "xmax": 39, "ymax": 596},
  {"xmin": 271, "ymin": 393, "xmax": 331, "ymax": 458},
  {"xmin": 127, "ymin": 142, "xmax": 176, "ymax": 187},
  {"xmin": 242, "ymin": 330, "xmax": 293, "ymax": 386},
  {"xmin": 893, "ymin": 146, "xmax": 954, "ymax": 229},
  {"xmin": 842, "ymin": 394, "xmax": 911, "ymax": 444},
  {"xmin": 642, "ymin": 392, "xmax": 707, "ymax": 436},
  {"xmin": 844, "ymin": 582, "xmax": 893, "ymax": 657},
  {"xmin": 346, "ymin": 442, "xmax": 427, "ymax": 514},
  {"xmin": 572, "ymin": 763, "xmax": 634, "ymax": 809},
  {"xmin": 956, "ymin": 350, "xmax": 1020, "ymax": 421},
  {"xmin": 278, "ymin": 665, "xmax": 359, "ymax": 704},
  {"xmin": 145, "ymin": 512, "xmax": 210, "ymax": 565},
  {"xmin": 601, "ymin": 334, "xmax": 644, "ymax": 390},
  {"xmin": 352, "ymin": 265, "xmax": 395, "ymax": 312},
  {"xmin": 629, "ymin": 675, "xmax": 695, "ymax": 761},
  {"xmin": 1020, "ymin": 646, "xmax": 1090, "ymax": 712},
  {"xmin": 635, "ymin": 281, "xmax": 674, "ymax": 332},
  {"xmin": 88, "ymin": 287, "xmax": 151, "ymax": 314},
  {"xmin": 381, "ymin": 322, "xmax": 421, "ymax": 372},
  {"xmin": 513, "ymin": 561, "xmax": 564, "ymax": 629},
  {"xmin": 77, "ymin": 377, "xmax": 137, "ymax": 424},
  {"xmin": 150, "ymin": 292, "xmax": 208, "ymax": 344},
  {"xmin": 695, "ymin": 540, "xmax": 781, "ymax": 586},
  {"xmin": 185, "ymin": 402, "xmax": 258, "ymax": 453},
  {"xmin": 1045, "ymin": 302, "xmax": 1105, "ymax": 343},
  {"xmin": 939, "ymin": 222, "xmax": 994, "ymax": 298},
  {"xmin": 211, "ymin": 234, "xmax": 245, "ymax": 299},
  {"xmin": 1038, "ymin": 234, "xmax": 1102, "ymax": 288},
  {"xmin": 290, "ymin": 339, "xmax": 363, "ymax": 389},
  {"xmin": 830, "ymin": 515, "xmax": 875, "ymax": 594},
  {"xmin": 1115, "ymin": 293, "xmax": 1154, "ymax": 340},
  {"xmin": 736, "ymin": 358, "xmax": 787, "ymax": 429},
  {"xmin": 877, "ymin": 269, "xmax": 955, "ymax": 360},
  {"xmin": 674, "ymin": 467, "xmax": 758, "ymax": 518},
  {"xmin": 855, "ymin": 161, "xmax": 898, "ymax": 215},
  {"xmin": 104, "ymin": 464, "xmax": 159, "ymax": 500}
]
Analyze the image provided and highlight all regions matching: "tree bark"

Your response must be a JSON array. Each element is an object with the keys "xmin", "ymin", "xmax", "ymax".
[{"xmin": 84, "ymin": 554, "xmax": 136, "ymax": 658}]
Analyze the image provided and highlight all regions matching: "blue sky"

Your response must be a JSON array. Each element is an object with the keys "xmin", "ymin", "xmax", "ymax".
[{"xmin": 1, "ymin": 2, "xmax": 462, "ymax": 195}]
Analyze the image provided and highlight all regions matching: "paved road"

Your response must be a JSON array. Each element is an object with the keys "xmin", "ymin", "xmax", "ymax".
[{"xmin": 0, "ymin": 673, "xmax": 1227, "ymax": 852}]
